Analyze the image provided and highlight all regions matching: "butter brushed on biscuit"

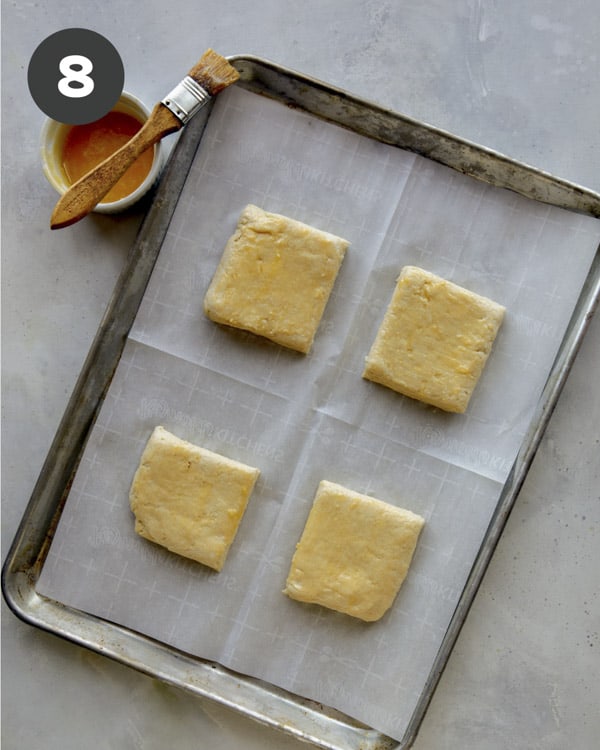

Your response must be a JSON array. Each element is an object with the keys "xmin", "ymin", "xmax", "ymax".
[
  {"xmin": 129, "ymin": 426, "xmax": 260, "ymax": 571},
  {"xmin": 284, "ymin": 480, "xmax": 425, "ymax": 622},
  {"xmin": 204, "ymin": 204, "xmax": 349, "ymax": 353},
  {"xmin": 363, "ymin": 266, "xmax": 505, "ymax": 413}
]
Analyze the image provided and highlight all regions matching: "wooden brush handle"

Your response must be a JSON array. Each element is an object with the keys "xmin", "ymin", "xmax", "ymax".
[{"xmin": 50, "ymin": 104, "xmax": 181, "ymax": 230}]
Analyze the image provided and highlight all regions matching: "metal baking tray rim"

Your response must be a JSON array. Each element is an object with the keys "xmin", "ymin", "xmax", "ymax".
[{"xmin": 3, "ymin": 54, "xmax": 600, "ymax": 750}]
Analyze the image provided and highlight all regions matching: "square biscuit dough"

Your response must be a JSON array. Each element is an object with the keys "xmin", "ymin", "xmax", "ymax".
[
  {"xmin": 284, "ymin": 480, "xmax": 425, "ymax": 622},
  {"xmin": 203, "ymin": 204, "xmax": 349, "ymax": 353},
  {"xmin": 129, "ymin": 426, "xmax": 260, "ymax": 571},
  {"xmin": 363, "ymin": 266, "xmax": 505, "ymax": 413}
]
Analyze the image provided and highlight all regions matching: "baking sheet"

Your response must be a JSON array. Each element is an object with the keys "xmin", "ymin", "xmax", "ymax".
[{"xmin": 36, "ymin": 85, "xmax": 600, "ymax": 741}]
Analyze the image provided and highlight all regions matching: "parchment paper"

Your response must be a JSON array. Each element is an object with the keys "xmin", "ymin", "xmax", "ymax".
[{"xmin": 37, "ymin": 86, "xmax": 600, "ymax": 741}]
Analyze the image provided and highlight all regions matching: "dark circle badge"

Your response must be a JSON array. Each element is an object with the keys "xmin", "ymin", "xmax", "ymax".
[{"xmin": 28, "ymin": 28, "xmax": 124, "ymax": 125}]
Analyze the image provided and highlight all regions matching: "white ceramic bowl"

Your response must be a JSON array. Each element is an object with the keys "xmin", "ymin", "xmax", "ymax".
[{"xmin": 40, "ymin": 91, "xmax": 165, "ymax": 214}]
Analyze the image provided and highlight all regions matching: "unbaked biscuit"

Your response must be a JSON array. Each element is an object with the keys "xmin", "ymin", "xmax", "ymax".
[
  {"xmin": 363, "ymin": 266, "xmax": 505, "ymax": 413},
  {"xmin": 284, "ymin": 480, "xmax": 425, "ymax": 622},
  {"xmin": 129, "ymin": 426, "xmax": 260, "ymax": 571},
  {"xmin": 203, "ymin": 204, "xmax": 349, "ymax": 353}
]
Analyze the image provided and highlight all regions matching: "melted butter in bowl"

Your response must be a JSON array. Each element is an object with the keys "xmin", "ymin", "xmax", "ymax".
[{"xmin": 41, "ymin": 91, "xmax": 165, "ymax": 214}]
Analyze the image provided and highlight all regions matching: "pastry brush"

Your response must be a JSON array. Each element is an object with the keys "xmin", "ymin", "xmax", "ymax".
[{"xmin": 50, "ymin": 49, "xmax": 239, "ymax": 229}]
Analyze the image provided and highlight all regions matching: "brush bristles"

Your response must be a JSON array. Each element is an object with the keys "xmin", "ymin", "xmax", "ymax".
[{"xmin": 187, "ymin": 49, "xmax": 239, "ymax": 95}]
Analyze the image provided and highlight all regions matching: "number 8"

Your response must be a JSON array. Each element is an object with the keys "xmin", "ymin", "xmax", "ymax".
[{"xmin": 58, "ymin": 54, "xmax": 95, "ymax": 98}]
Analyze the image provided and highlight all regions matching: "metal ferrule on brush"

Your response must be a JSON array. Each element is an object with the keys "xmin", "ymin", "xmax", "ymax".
[{"xmin": 161, "ymin": 76, "xmax": 211, "ymax": 124}]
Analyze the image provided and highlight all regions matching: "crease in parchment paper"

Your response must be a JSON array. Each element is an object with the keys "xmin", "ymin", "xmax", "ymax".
[{"xmin": 37, "ymin": 86, "xmax": 600, "ymax": 741}]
